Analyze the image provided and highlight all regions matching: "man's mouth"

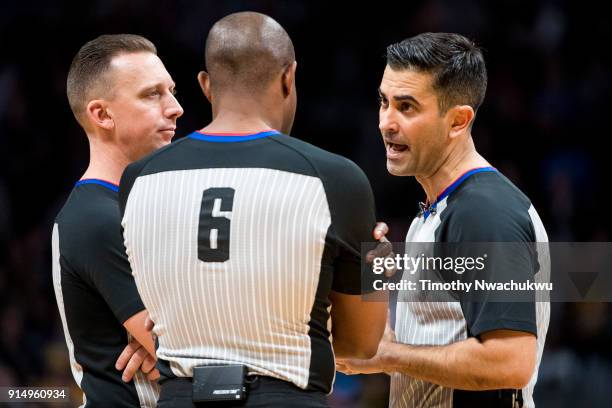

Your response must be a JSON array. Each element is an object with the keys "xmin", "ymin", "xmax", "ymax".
[
  {"xmin": 386, "ymin": 142, "xmax": 408, "ymax": 153},
  {"xmin": 385, "ymin": 141, "xmax": 409, "ymax": 159},
  {"xmin": 159, "ymin": 128, "xmax": 176, "ymax": 139}
]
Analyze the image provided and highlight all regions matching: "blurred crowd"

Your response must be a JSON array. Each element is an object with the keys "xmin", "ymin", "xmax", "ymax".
[{"xmin": 1, "ymin": 1, "xmax": 611, "ymax": 406}]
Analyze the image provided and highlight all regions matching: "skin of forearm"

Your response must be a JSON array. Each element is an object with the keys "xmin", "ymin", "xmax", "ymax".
[
  {"xmin": 382, "ymin": 338, "xmax": 530, "ymax": 390},
  {"xmin": 333, "ymin": 336, "xmax": 378, "ymax": 360}
]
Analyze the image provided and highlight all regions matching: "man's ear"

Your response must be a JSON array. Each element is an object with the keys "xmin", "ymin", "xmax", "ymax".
[
  {"xmin": 85, "ymin": 99, "xmax": 114, "ymax": 131},
  {"xmin": 197, "ymin": 71, "xmax": 212, "ymax": 102},
  {"xmin": 281, "ymin": 61, "xmax": 297, "ymax": 98},
  {"xmin": 448, "ymin": 105, "xmax": 475, "ymax": 139}
]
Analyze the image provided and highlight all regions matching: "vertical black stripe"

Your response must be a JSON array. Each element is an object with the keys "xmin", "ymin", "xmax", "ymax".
[
  {"xmin": 157, "ymin": 358, "xmax": 178, "ymax": 382},
  {"xmin": 305, "ymin": 225, "xmax": 336, "ymax": 392}
]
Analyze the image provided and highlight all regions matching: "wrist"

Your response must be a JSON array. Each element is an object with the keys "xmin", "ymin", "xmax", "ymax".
[{"xmin": 380, "ymin": 340, "xmax": 399, "ymax": 373}]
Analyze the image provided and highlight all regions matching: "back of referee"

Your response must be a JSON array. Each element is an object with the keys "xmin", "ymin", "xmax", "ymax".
[{"xmin": 118, "ymin": 12, "xmax": 386, "ymax": 407}]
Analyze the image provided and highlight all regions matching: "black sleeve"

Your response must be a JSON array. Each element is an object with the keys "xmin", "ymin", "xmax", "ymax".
[
  {"xmin": 440, "ymin": 197, "xmax": 537, "ymax": 338},
  {"xmin": 321, "ymin": 157, "xmax": 377, "ymax": 294},
  {"xmin": 82, "ymin": 207, "xmax": 145, "ymax": 323}
]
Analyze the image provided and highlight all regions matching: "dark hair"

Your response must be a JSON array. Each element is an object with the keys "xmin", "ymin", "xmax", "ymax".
[
  {"xmin": 66, "ymin": 34, "xmax": 157, "ymax": 120},
  {"xmin": 386, "ymin": 32, "xmax": 487, "ymax": 114}
]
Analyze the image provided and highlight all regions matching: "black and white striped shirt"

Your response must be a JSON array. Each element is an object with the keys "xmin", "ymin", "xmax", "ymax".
[
  {"xmin": 52, "ymin": 179, "xmax": 159, "ymax": 407},
  {"xmin": 119, "ymin": 130, "xmax": 376, "ymax": 393},
  {"xmin": 390, "ymin": 167, "xmax": 550, "ymax": 408}
]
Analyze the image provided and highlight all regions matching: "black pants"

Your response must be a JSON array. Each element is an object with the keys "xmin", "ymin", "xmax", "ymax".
[{"xmin": 157, "ymin": 376, "xmax": 329, "ymax": 408}]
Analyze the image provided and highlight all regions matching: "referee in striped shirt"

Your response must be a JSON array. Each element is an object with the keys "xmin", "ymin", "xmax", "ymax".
[
  {"xmin": 337, "ymin": 33, "xmax": 550, "ymax": 408},
  {"xmin": 119, "ymin": 12, "xmax": 387, "ymax": 407},
  {"xmin": 52, "ymin": 34, "xmax": 183, "ymax": 406}
]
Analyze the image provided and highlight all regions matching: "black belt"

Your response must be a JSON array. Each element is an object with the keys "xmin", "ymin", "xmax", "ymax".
[
  {"xmin": 160, "ymin": 374, "xmax": 322, "ymax": 396},
  {"xmin": 453, "ymin": 389, "xmax": 523, "ymax": 407}
]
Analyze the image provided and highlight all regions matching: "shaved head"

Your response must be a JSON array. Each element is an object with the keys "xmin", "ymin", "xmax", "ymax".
[{"xmin": 205, "ymin": 12, "xmax": 295, "ymax": 94}]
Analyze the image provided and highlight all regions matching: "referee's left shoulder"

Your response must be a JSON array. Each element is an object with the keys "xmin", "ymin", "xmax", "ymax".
[{"xmin": 447, "ymin": 179, "xmax": 535, "ymax": 241}]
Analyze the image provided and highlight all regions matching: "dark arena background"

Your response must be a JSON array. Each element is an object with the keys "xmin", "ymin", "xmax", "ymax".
[{"xmin": 1, "ymin": 1, "xmax": 611, "ymax": 406}]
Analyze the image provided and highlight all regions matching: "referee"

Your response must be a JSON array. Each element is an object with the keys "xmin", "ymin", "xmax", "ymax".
[
  {"xmin": 52, "ymin": 34, "xmax": 183, "ymax": 406},
  {"xmin": 337, "ymin": 33, "xmax": 550, "ymax": 408},
  {"xmin": 119, "ymin": 12, "xmax": 387, "ymax": 407}
]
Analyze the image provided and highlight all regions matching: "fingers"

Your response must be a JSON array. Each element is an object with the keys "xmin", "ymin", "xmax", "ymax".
[
  {"xmin": 115, "ymin": 339, "xmax": 141, "ymax": 371},
  {"xmin": 366, "ymin": 245, "xmax": 397, "ymax": 277},
  {"xmin": 141, "ymin": 354, "xmax": 156, "ymax": 374},
  {"xmin": 372, "ymin": 222, "xmax": 389, "ymax": 240},
  {"xmin": 368, "ymin": 222, "xmax": 398, "ymax": 277},
  {"xmin": 116, "ymin": 335, "xmax": 159, "ymax": 383},
  {"xmin": 121, "ymin": 347, "xmax": 148, "ymax": 383},
  {"xmin": 335, "ymin": 361, "xmax": 353, "ymax": 375},
  {"xmin": 367, "ymin": 221, "xmax": 392, "ymax": 262},
  {"xmin": 366, "ymin": 241, "xmax": 394, "ymax": 263},
  {"xmin": 383, "ymin": 258, "xmax": 398, "ymax": 277},
  {"xmin": 147, "ymin": 368, "xmax": 160, "ymax": 381},
  {"xmin": 144, "ymin": 315, "xmax": 155, "ymax": 332}
]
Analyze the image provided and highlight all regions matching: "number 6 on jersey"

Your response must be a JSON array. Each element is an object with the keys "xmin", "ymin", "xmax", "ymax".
[{"xmin": 198, "ymin": 187, "xmax": 235, "ymax": 262}]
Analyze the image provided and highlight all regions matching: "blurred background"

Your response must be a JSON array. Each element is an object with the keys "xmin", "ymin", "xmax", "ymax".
[{"xmin": 1, "ymin": 0, "xmax": 611, "ymax": 406}]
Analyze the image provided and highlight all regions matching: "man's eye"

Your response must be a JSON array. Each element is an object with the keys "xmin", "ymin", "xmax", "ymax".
[
  {"xmin": 170, "ymin": 88, "xmax": 177, "ymax": 96},
  {"xmin": 379, "ymin": 97, "xmax": 388, "ymax": 107},
  {"xmin": 148, "ymin": 90, "xmax": 160, "ymax": 97},
  {"xmin": 399, "ymin": 102, "xmax": 411, "ymax": 112}
]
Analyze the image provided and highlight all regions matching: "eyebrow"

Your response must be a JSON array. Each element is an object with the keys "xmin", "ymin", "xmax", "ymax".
[
  {"xmin": 378, "ymin": 88, "xmax": 421, "ymax": 106},
  {"xmin": 139, "ymin": 81, "xmax": 176, "ymax": 92}
]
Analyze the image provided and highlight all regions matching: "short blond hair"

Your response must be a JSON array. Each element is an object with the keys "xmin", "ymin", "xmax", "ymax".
[{"xmin": 66, "ymin": 34, "xmax": 156, "ymax": 121}]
